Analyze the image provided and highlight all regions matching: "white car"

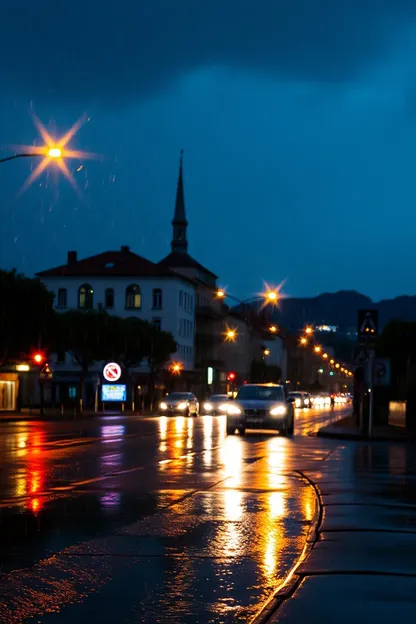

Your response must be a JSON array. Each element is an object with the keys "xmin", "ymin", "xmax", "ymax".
[{"xmin": 159, "ymin": 393, "xmax": 199, "ymax": 416}]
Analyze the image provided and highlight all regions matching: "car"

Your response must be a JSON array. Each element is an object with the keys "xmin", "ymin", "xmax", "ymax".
[
  {"xmin": 159, "ymin": 392, "xmax": 199, "ymax": 416},
  {"xmin": 201, "ymin": 394, "xmax": 230, "ymax": 415},
  {"xmin": 225, "ymin": 383, "xmax": 295, "ymax": 436},
  {"xmin": 288, "ymin": 391, "xmax": 311, "ymax": 409}
]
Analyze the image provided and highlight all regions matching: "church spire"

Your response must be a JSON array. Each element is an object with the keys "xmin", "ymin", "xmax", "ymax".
[{"xmin": 171, "ymin": 149, "xmax": 188, "ymax": 253}]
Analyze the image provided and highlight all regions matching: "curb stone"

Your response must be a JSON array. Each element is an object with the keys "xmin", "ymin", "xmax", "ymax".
[{"xmin": 249, "ymin": 470, "xmax": 323, "ymax": 624}]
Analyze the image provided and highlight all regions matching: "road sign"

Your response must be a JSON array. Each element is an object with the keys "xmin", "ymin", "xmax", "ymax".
[
  {"xmin": 354, "ymin": 347, "xmax": 368, "ymax": 365},
  {"xmin": 39, "ymin": 362, "xmax": 53, "ymax": 381},
  {"xmin": 358, "ymin": 309, "xmax": 379, "ymax": 341},
  {"xmin": 373, "ymin": 357, "xmax": 391, "ymax": 387},
  {"xmin": 103, "ymin": 362, "xmax": 122, "ymax": 382}
]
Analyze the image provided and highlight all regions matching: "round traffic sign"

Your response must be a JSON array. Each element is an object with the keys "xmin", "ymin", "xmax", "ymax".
[
  {"xmin": 374, "ymin": 362, "xmax": 386, "ymax": 378},
  {"xmin": 103, "ymin": 362, "xmax": 122, "ymax": 382}
]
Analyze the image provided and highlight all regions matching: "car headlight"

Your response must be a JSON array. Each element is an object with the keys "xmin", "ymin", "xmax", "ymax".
[
  {"xmin": 227, "ymin": 405, "xmax": 242, "ymax": 415},
  {"xmin": 160, "ymin": 402, "xmax": 167, "ymax": 410},
  {"xmin": 304, "ymin": 398, "xmax": 309, "ymax": 405},
  {"xmin": 177, "ymin": 402, "xmax": 188, "ymax": 409},
  {"xmin": 270, "ymin": 405, "xmax": 287, "ymax": 416},
  {"xmin": 204, "ymin": 402, "xmax": 213, "ymax": 411},
  {"xmin": 295, "ymin": 399, "xmax": 301, "ymax": 407}
]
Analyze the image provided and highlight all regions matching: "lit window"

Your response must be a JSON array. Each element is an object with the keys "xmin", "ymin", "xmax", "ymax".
[
  {"xmin": 57, "ymin": 288, "xmax": 67, "ymax": 308},
  {"xmin": 78, "ymin": 284, "xmax": 94, "ymax": 309},
  {"xmin": 152, "ymin": 288, "xmax": 162, "ymax": 309},
  {"xmin": 105, "ymin": 288, "xmax": 115, "ymax": 309},
  {"xmin": 125, "ymin": 284, "xmax": 141, "ymax": 309}
]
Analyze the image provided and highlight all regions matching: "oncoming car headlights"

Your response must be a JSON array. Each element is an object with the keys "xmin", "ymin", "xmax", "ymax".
[{"xmin": 270, "ymin": 405, "xmax": 287, "ymax": 416}]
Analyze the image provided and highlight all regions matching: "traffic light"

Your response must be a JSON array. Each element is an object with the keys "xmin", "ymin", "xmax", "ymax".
[
  {"xmin": 227, "ymin": 372, "xmax": 236, "ymax": 382},
  {"xmin": 32, "ymin": 352, "xmax": 44, "ymax": 365}
]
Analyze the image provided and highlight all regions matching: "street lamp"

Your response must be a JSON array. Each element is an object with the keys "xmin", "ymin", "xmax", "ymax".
[
  {"xmin": 269, "ymin": 325, "xmax": 278, "ymax": 333},
  {"xmin": 170, "ymin": 361, "xmax": 183, "ymax": 375},
  {"xmin": 314, "ymin": 346, "xmax": 322, "ymax": 354},
  {"xmin": 224, "ymin": 328, "xmax": 237, "ymax": 342},
  {"xmin": 304, "ymin": 326, "xmax": 313, "ymax": 335},
  {"xmin": 0, "ymin": 113, "xmax": 99, "ymax": 195}
]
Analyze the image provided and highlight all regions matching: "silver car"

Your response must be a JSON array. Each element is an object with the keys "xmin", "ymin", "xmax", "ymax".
[
  {"xmin": 159, "ymin": 392, "xmax": 199, "ymax": 416},
  {"xmin": 226, "ymin": 384, "xmax": 294, "ymax": 436}
]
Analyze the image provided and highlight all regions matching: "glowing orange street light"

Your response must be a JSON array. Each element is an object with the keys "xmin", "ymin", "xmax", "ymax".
[
  {"xmin": 314, "ymin": 346, "xmax": 322, "ymax": 353},
  {"xmin": 335, "ymin": 363, "xmax": 340, "ymax": 369},
  {"xmin": 300, "ymin": 337, "xmax": 307, "ymax": 345},
  {"xmin": 6, "ymin": 113, "xmax": 100, "ymax": 197},
  {"xmin": 47, "ymin": 147, "xmax": 62, "ymax": 158},
  {"xmin": 170, "ymin": 361, "xmax": 183, "ymax": 375},
  {"xmin": 305, "ymin": 326, "xmax": 313, "ymax": 335},
  {"xmin": 216, "ymin": 289, "xmax": 226, "ymax": 299},
  {"xmin": 264, "ymin": 349, "xmax": 270, "ymax": 356},
  {"xmin": 330, "ymin": 359, "xmax": 335, "ymax": 364},
  {"xmin": 225, "ymin": 328, "xmax": 237, "ymax": 342},
  {"xmin": 323, "ymin": 353, "xmax": 328, "ymax": 359},
  {"xmin": 269, "ymin": 325, "xmax": 278, "ymax": 333}
]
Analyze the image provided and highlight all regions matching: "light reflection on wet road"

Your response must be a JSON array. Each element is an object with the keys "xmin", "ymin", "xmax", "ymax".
[{"xmin": 0, "ymin": 406, "xmax": 348, "ymax": 623}]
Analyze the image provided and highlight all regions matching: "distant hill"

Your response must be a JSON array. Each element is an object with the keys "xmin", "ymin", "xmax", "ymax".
[{"xmin": 268, "ymin": 290, "xmax": 416, "ymax": 332}]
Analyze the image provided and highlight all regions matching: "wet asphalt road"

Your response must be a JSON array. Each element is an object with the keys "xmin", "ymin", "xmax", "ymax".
[{"xmin": 0, "ymin": 406, "xmax": 349, "ymax": 623}]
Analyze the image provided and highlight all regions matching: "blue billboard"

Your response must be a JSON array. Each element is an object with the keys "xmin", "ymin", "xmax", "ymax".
[{"xmin": 102, "ymin": 384, "xmax": 127, "ymax": 402}]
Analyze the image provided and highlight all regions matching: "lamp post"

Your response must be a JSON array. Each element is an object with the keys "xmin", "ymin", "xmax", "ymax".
[{"xmin": 0, "ymin": 147, "xmax": 63, "ymax": 165}]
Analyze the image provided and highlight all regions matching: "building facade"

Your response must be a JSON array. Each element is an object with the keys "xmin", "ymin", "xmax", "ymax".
[{"xmin": 37, "ymin": 246, "xmax": 196, "ymax": 371}]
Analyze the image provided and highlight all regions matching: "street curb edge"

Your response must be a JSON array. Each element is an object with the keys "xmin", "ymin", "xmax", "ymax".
[{"xmin": 249, "ymin": 470, "xmax": 323, "ymax": 624}]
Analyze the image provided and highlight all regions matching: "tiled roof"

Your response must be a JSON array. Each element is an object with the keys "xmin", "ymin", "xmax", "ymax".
[
  {"xmin": 159, "ymin": 252, "xmax": 217, "ymax": 279},
  {"xmin": 36, "ymin": 247, "xmax": 194, "ymax": 282}
]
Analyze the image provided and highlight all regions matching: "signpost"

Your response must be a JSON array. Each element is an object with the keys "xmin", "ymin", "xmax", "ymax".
[{"xmin": 357, "ymin": 310, "xmax": 379, "ymax": 438}]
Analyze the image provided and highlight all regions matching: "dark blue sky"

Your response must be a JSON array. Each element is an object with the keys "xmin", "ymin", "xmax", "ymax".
[{"xmin": 1, "ymin": 1, "xmax": 415, "ymax": 300}]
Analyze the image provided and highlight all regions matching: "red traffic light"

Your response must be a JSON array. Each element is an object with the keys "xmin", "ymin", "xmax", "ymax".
[
  {"xmin": 227, "ymin": 372, "xmax": 236, "ymax": 382},
  {"xmin": 33, "ymin": 352, "xmax": 44, "ymax": 364}
]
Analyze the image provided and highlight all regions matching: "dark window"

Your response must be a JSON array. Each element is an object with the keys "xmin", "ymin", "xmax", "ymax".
[
  {"xmin": 57, "ymin": 288, "xmax": 67, "ymax": 308},
  {"xmin": 152, "ymin": 317, "xmax": 162, "ymax": 331},
  {"xmin": 78, "ymin": 284, "xmax": 93, "ymax": 309},
  {"xmin": 125, "ymin": 284, "xmax": 141, "ymax": 309},
  {"xmin": 105, "ymin": 288, "xmax": 115, "ymax": 309},
  {"xmin": 152, "ymin": 288, "xmax": 162, "ymax": 309}
]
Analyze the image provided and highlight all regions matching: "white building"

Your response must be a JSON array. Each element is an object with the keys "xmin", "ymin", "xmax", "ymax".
[{"xmin": 37, "ymin": 245, "xmax": 196, "ymax": 371}]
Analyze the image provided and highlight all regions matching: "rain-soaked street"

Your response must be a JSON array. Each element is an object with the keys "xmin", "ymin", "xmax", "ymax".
[{"xmin": 0, "ymin": 406, "xmax": 348, "ymax": 623}]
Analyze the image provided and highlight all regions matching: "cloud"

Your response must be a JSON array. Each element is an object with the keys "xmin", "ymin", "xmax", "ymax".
[{"xmin": 0, "ymin": 1, "xmax": 415, "ymax": 105}]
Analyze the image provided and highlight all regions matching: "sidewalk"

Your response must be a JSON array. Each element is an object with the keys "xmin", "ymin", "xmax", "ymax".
[
  {"xmin": 317, "ymin": 414, "xmax": 416, "ymax": 441},
  {"xmin": 260, "ymin": 436, "xmax": 416, "ymax": 623}
]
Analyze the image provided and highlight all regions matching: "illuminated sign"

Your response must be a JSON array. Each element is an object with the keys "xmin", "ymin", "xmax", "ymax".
[
  {"xmin": 101, "ymin": 384, "xmax": 126, "ymax": 402},
  {"xmin": 207, "ymin": 366, "xmax": 214, "ymax": 385},
  {"xmin": 103, "ymin": 362, "xmax": 122, "ymax": 382}
]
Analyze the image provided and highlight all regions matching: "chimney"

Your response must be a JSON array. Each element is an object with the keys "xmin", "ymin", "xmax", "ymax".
[
  {"xmin": 67, "ymin": 250, "xmax": 77, "ymax": 265},
  {"xmin": 121, "ymin": 245, "xmax": 130, "ymax": 253}
]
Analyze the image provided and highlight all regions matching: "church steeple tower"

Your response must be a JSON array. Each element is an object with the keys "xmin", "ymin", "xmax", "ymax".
[{"xmin": 171, "ymin": 150, "xmax": 188, "ymax": 253}]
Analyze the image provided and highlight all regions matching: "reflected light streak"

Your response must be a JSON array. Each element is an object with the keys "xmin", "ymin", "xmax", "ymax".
[
  {"xmin": 203, "ymin": 416, "xmax": 213, "ymax": 450},
  {"xmin": 268, "ymin": 491, "xmax": 286, "ymax": 519},
  {"xmin": 220, "ymin": 436, "xmax": 243, "ymax": 487},
  {"xmin": 159, "ymin": 416, "xmax": 168, "ymax": 441},
  {"xmin": 263, "ymin": 534, "xmax": 277, "ymax": 578},
  {"xmin": 175, "ymin": 416, "xmax": 185, "ymax": 434},
  {"xmin": 224, "ymin": 489, "xmax": 243, "ymax": 522}
]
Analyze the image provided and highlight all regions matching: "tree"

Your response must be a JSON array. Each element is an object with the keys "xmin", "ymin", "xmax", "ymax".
[
  {"xmin": 147, "ymin": 327, "xmax": 177, "ymax": 404},
  {"xmin": 52, "ymin": 310, "xmax": 110, "ymax": 411},
  {"xmin": 0, "ymin": 269, "xmax": 54, "ymax": 364}
]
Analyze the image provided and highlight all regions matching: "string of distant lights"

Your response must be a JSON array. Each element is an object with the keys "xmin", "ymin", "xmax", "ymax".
[{"xmin": 299, "ymin": 326, "xmax": 353, "ymax": 378}]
